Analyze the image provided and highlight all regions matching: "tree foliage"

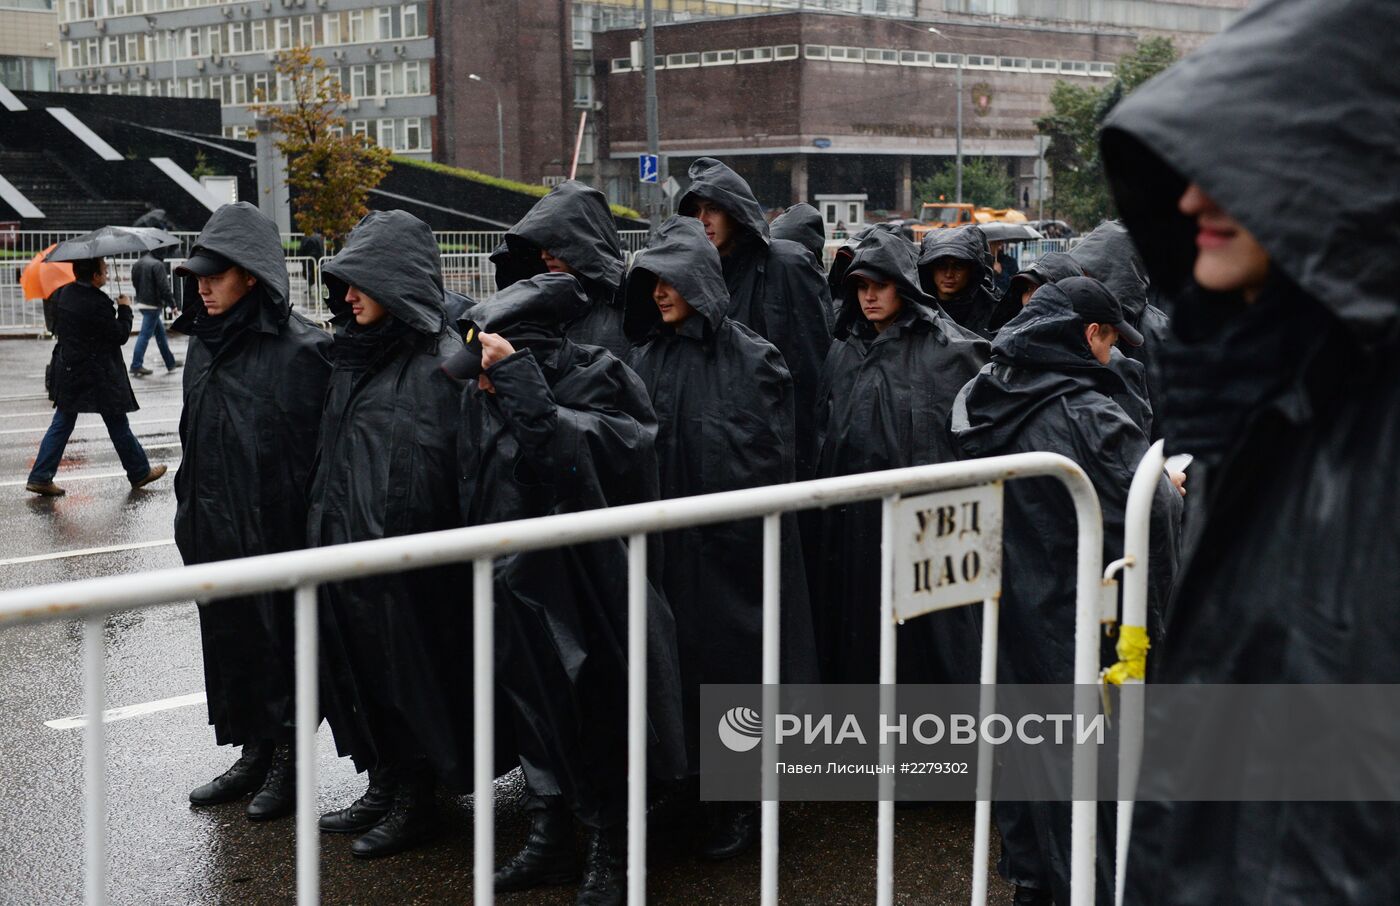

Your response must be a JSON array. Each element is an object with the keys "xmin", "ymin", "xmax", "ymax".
[
  {"xmin": 913, "ymin": 156, "xmax": 1016, "ymax": 211},
  {"xmin": 1035, "ymin": 37, "xmax": 1178, "ymax": 229},
  {"xmin": 250, "ymin": 45, "xmax": 392, "ymax": 242}
]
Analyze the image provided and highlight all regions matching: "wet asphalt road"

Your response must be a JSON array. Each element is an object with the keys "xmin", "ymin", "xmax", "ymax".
[{"xmin": 0, "ymin": 336, "xmax": 1003, "ymax": 905}]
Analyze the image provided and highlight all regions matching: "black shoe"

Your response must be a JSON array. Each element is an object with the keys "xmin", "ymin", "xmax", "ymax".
[
  {"xmin": 576, "ymin": 826, "xmax": 626, "ymax": 906},
  {"xmin": 190, "ymin": 743, "xmax": 272, "ymax": 806},
  {"xmin": 130, "ymin": 366, "xmax": 153, "ymax": 377},
  {"xmin": 246, "ymin": 743, "xmax": 296, "ymax": 821},
  {"xmin": 349, "ymin": 771, "xmax": 437, "ymax": 859},
  {"xmin": 1012, "ymin": 885, "xmax": 1054, "ymax": 906},
  {"xmin": 494, "ymin": 796, "xmax": 580, "ymax": 892},
  {"xmin": 320, "ymin": 768, "xmax": 394, "ymax": 834},
  {"xmin": 700, "ymin": 802, "xmax": 759, "ymax": 861}
]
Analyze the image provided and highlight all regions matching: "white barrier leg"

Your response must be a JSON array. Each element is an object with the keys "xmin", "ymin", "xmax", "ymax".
[
  {"xmin": 627, "ymin": 535, "xmax": 648, "ymax": 906},
  {"xmin": 294, "ymin": 584, "xmax": 320, "ymax": 906},
  {"xmin": 760, "ymin": 513, "xmax": 781, "ymax": 906},
  {"xmin": 970, "ymin": 597, "xmax": 1000, "ymax": 906},
  {"xmin": 473, "ymin": 559, "xmax": 495, "ymax": 906},
  {"xmin": 876, "ymin": 495, "xmax": 897, "ymax": 906},
  {"xmin": 83, "ymin": 616, "xmax": 106, "ymax": 906}
]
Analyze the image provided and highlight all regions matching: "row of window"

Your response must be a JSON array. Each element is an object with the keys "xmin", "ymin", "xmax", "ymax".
[
  {"xmin": 611, "ymin": 45, "xmax": 1117, "ymax": 77},
  {"xmin": 65, "ymin": 64, "xmax": 428, "ymax": 106},
  {"xmin": 62, "ymin": 0, "xmax": 307, "ymax": 22},
  {"xmin": 224, "ymin": 116, "xmax": 431, "ymax": 155},
  {"xmin": 62, "ymin": 6, "xmax": 427, "ymax": 69}
]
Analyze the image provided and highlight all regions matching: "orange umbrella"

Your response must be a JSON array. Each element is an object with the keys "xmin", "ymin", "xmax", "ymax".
[{"xmin": 20, "ymin": 245, "xmax": 74, "ymax": 302}]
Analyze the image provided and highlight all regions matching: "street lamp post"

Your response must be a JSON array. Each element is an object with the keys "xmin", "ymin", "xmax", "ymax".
[
  {"xmin": 929, "ymin": 27, "xmax": 963, "ymax": 204},
  {"xmin": 468, "ymin": 73, "xmax": 505, "ymax": 179}
]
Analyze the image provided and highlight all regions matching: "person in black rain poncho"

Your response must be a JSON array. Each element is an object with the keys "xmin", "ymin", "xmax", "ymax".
[
  {"xmin": 769, "ymin": 202, "xmax": 827, "ymax": 266},
  {"xmin": 488, "ymin": 180, "xmax": 630, "ymax": 357},
  {"xmin": 917, "ymin": 225, "xmax": 1002, "ymax": 339},
  {"xmin": 811, "ymin": 229, "xmax": 989, "ymax": 684},
  {"xmin": 170, "ymin": 203, "xmax": 332, "ymax": 821},
  {"xmin": 988, "ymin": 252, "xmax": 1085, "ymax": 332},
  {"xmin": 306, "ymin": 210, "xmax": 474, "ymax": 859},
  {"xmin": 950, "ymin": 277, "xmax": 1182, "ymax": 906},
  {"xmin": 677, "ymin": 157, "xmax": 833, "ymax": 479},
  {"xmin": 622, "ymin": 217, "xmax": 818, "ymax": 860},
  {"xmin": 455, "ymin": 273, "xmax": 685, "ymax": 906},
  {"xmin": 1098, "ymin": 1, "xmax": 1400, "ymax": 903}
]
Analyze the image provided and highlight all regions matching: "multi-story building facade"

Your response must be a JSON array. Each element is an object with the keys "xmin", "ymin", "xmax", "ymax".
[
  {"xmin": 53, "ymin": 0, "xmax": 435, "ymax": 159},
  {"xmin": 1, "ymin": 1, "xmax": 60, "ymax": 92}
]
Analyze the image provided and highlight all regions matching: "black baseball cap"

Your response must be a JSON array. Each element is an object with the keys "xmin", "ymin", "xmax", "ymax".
[
  {"xmin": 173, "ymin": 249, "xmax": 236, "ymax": 277},
  {"xmin": 1058, "ymin": 275, "xmax": 1144, "ymax": 347}
]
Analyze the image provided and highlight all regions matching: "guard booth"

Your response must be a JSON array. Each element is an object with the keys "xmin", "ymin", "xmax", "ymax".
[{"xmin": 815, "ymin": 194, "xmax": 867, "ymax": 240}]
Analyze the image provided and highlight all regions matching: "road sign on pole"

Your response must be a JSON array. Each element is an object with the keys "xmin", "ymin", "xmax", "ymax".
[{"xmin": 639, "ymin": 154, "xmax": 659, "ymax": 184}]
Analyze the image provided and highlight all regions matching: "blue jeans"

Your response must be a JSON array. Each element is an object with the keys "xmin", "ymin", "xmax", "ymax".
[
  {"xmin": 131, "ymin": 309, "xmax": 175, "ymax": 371},
  {"xmin": 28, "ymin": 409, "xmax": 151, "ymax": 484}
]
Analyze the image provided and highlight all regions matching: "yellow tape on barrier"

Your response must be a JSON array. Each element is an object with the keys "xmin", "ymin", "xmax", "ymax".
[{"xmin": 1102, "ymin": 624, "xmax": 1150, "ymax": 686}]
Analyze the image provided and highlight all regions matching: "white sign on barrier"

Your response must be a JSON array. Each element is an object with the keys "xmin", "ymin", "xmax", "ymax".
[{"xmin": 893, "ymin": 483, "xmax": 1003, "ymax": 620}]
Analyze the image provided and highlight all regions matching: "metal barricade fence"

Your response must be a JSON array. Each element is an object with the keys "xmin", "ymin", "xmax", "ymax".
[{"xmin": 0, "ymin": 453, "xmax": 1109, "ymax": 906}]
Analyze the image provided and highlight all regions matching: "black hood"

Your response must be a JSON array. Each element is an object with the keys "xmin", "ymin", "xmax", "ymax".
[
  {"xmin": 624, "ymin": 216, "xmax": 729, "ymax": 340},
  {"xmin": 828, "ymin": 222, "xmax": 908, "ymax": 296},
  {"xmin": 1101, "ymin": 0, "xmax": 1400, "ymax": 346},
  {"xmin": 468, "ymin": 272, "xmax": 589, "ymax": 344},
  {"xmin": 993, "ymin": 252, "xmax": 1085, "ymax": 331},
  {"xmin": 489, "ymin": 180, "xmax": 625, "ymax": 296},
  {"xmin": 951, "ymin": 281, "xmax": 1122, "ymax": 457},
  {"xmin": 1068, "ymin": 221, "xmax": 1149, "ymax": 320},
  {"xmin": 916, "ymin": 225, "xmax": 993, "ymax": 295},
  {"xmin": 322, "ymin": 210, "xmax": 445, "ymax": 337},
  {"xmin": 770, "ymin": 203, "xmax": 826, "ymax": 262},
  {"xmin": 185, "ymin": 202, "xmax": 290, "ymax": 317},
  {"xmin": 676, "ymin": 157, "xmax": 770, "ymax": 247},
  {"xmin": 835, "ymin": 229, "xmax": 939, "ymax": 338}
]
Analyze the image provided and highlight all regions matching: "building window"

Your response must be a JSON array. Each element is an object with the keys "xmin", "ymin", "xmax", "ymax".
[
  {"xmin": 323, "ymin": 13, "xmax": 341, "ymax": 45},
  {"xmin": 403, "ymin": 60, "xmax": 424, "ymax": 94},
  {"xmin": 275, "ymin": 19, "xmax": 292, "ymax": 50},
  {"xmin": 866, "ymin": 48, "xmax": 898, "ymax": 65},
  {"xmin": 378, "ymin": 118, "xmax": 396, "ymax": 150},
  {"xmin": 934, "ymin": 52, "xmax": 964, "ymax": 67},
  {"xmin": 348, "ymin": 11, "xmax": 365, "ymax": 43},
  {"xmin": 774, "ymin": 44, "xmax": 798, "ymax": 60},
  {"xmin": 702, "ymin": 49, "xmax": 736, "ymax": 66},
  {"xmin": 1060, "ymin": 60, "xmax": 1088, "ymax": 74},
  {"xmin": 665, "ymin": 53, "xmax": 699, "ymax": 69},
  {"xmin": 611, "ymin": 57, "xmax": 631, "ymax": 73},
  {"xmin": 900, "ymin": 50, "xmax": 933, "ymax": 66},
  {"xmin": 377, "ymin": 7, "xmax": 399, "ymax": 41},
  {"xmin": 351, "ymin": 118, "xmax": 368, "ymax": 138},
  {"xmin": 999, "ymin": 56, "xmax": 1029, "ymax": 71},
  {"xmin": 300, "ymin": 16, "xmax": 316, "ymax": 46},
  {"xmin": 737, "ymin": 46, "xmax": 773, "ymax": 64},
  {"xmin": 803, "ymin": 44, "xmax": 827, "ymax": 60},
  {"xmin": 403, "ymin": 4, "xmax": 424, "ymax": 39},
  {"xmin": 228, "ymin": 23, "xmax": 245, "ymax": 54},
  {"xmin": 829, "ymin": 46, "xmax": 863, "ymax": 63},
  {"xmin": 967, "ymin": 54, "xmax": 996, "ymax": 69},
  {"xmin": 251, "ymin": 20, "xmax": 267, "ymax": 52},
  {"xmin": 253, "ymin": 70, "xmax": 269, "ymax": 101},
  {"xmin": 404, "ymin": 117, "xmax": 423, "ymax": 150},
  {"xmin": 229, "ymin": 75, "xmax": 247, "ymax": 104},
  {"xmin": 376, "ymin": 62, "xmax": 394, "ymax": 95},
  {"xmin": 350, "ymin": 65, "xmax": 367, "ymax": 98}
]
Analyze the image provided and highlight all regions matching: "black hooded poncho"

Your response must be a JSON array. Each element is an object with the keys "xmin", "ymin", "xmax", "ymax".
[
  {"xmin": 811, "ymin": 229, "xmax": 989, "ymax": 684},
  {"xmin": 623, "ymin": 217, "xmax": 818, "ymax": 765},
  {"xmin": 1100, "ymin": 2, "xmax": 1400, "ymax": 903},
  {"xmin": 950, "ymin": 282, "xmax": 1181, "ymax": 906},
  {"xmin": 769, "ymin": 202, "xmax": 826, "ymax": 265},
  {"xmin": 306, "ymin": 210, "xmax": 477, "ymax": 787},
  {"xmin": 678, "ymin": 157, "xmax": 833, "ymax": 480},
  {"xmin": 171, "ymin": 202, "xmax": 333, "ymax": 748},
  {"xmin": 488, "ymin": 180, "xmax": 630, "ymax": 358},
  {"xmin": 989, "ymin": 251, "xmax": 1085, "ymax": 332},
  {"xmin": 917, "ymin": 225, "xmax": 1002, "ymax": 339},
  {"xmin": 459, "ymin": 273, "xmax": 686, "ymax": 826}
]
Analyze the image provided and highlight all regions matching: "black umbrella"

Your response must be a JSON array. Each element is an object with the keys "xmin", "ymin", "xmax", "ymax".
[
  {"xmin": 46, "ymin": 226, "xmax": 180, "ymax": 262},
  {"xmin": 978, "ymin": 222, "xmax": 1044, "ymax": 242}
]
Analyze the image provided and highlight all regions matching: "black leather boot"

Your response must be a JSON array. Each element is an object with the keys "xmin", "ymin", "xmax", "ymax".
[
  {"xmin": 190, "ymin": 742, "xmax": 272, "ymax": 806},
  {"xmin": 1012, "ymin": 884, "xmax": 1054, "ymax": 906},
  {"xmin": 700, "ymin": 801, "xmax": 760, "ymax": 861},
  {"xmin": 246, "ymin": 743, "xmax": 296, "ymax": 821},
  {"xmin": 494, "ymin": 795, "xmax": 580, "ymax": 892},
  {"xmin": 575, "ymin": 825, "xmax": 626, "ymax": 906},
  {"xmin": 319, "ymin": 768, "xmax": 394, "ymax": 834},
  {"xmin": 349, "ymin": 767, "xmax": 436, "ymax": 859}
]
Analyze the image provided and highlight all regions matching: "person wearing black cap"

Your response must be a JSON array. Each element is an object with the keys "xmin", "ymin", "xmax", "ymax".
[
  {"xmin": 988, "ymin": 251, "xmax": 1085, "ymax": 332},
  {"xmin": 26, "ymin": 257, "xmax": 166, "ymax": 497},
  {"xmin": 950, "ymin": 276, "xmax": 1181, "ymax": 906},
  {"xmin": 622, "ymin": 217, "xmax": 817, "ymax": 860},
  {"xmin": 454, "ymin": 272, "xmax": 686, "ymax": 906},
  {"xmin": 811, "ymin": 228, "xmax": 989, "ymax": 684},
  {"xmin": 677, "ymin": 157, "xmax": 832, "ymax": 480},
  {"xmin": 169, "ymin": 202, "xmax": 332, "ymax": 821},
  {"xmin": 306, "ymin": 210, "xmax": 475, "ymax": 859}
]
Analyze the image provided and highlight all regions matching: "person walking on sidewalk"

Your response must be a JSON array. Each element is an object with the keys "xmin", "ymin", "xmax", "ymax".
[
  {"xmin": 129, "ymin": 246, "xmax": 181, "ymax": 376},
  {"xmin": 26, "ymin": 257, "xmax": 167, "ymax": 497}
]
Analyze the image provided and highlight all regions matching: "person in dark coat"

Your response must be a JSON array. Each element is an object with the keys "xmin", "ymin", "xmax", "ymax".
[
  {"xmin": 1099, "ymin": 1, "xmax": 1400, "ymax": 903},
  {"xmin": 769, "ymin": 202, "xmax": 827, "ymax": 266},
  {"xmin": 129, "ymin": 247, "xmax": 180, "ymax": 376},
  {"xmin": 811, "ymin": 229, "xmax": 989, "ymax": 684},
  {"xmin": 677, "ymin": 157, "xmax": 833, "ymax": 480},
  {"xmin": 456, "ymin": 273, "xmax": 686, "ymax": 906},
  {"xmin": 169, "ymin": 202, "xmax": 333, "ymax": 820},
  {"xmin": 917, "ymin": 225, "xmax": 1002, "ymax": 339},
  {"xmin": 826, "ymin": 222, "xmax": 909, "ymax": 305},
  {"xmin": 297, "ymin": 232, "xmax": 326, "ymax": 296},
  {"xmin": 306, "ymin": 210, "xmax": 474, "ymax": 859},
  {"xmin": 622, "ymin": 217, "xmax": 818, "ymax": 860},
  {"xmin": 488, "ymin": 180, "xmax": 630, "ymax": 358},
  {"xmin": 950, "ymin": 278, "xmax": 1182, "ymax": 906},
  {"xmin": 989, "ymin": 252, "xmax": 1086, "ymax": 331},
  {"xmin": 26, "ymin": 257, "xmax": 166, "ymax": 497}
]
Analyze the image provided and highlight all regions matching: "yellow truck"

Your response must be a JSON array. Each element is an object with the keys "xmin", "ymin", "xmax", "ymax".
[{"xmin": 910, "ymin": 202, "xmax": 1029, "ymax": 241}]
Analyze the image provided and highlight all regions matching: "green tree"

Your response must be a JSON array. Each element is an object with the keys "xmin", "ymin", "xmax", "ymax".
[
  {"xmin": 1035, "ymin": 37, "xmax": 1178, "ymax": 229},
  {"xmin": 914, "ymin": 156, "xmax": 1016, "ymax": 211},
  {"xmin": 250, "ymin": 45, "xmax": 392, "ymax": 242}
]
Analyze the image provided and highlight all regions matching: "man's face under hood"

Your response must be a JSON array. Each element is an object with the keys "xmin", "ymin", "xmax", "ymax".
[
  {"xmin": 691, "ymin": 199, "xmax": 739, "ymax": 255},
  {"xmin": 932, "ymin": 257, "xmax": 974, "ymax": 300}
]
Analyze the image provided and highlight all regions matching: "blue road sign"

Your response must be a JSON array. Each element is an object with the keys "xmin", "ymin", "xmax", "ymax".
[{"xmin": 639, "ymin": 154, "xmax": 659, "ymax": 183}]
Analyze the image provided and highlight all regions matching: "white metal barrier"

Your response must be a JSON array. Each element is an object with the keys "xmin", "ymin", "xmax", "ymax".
[{"xmin": 0, "ymin": 453, "xmax": 1107, "ymax": 906}]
